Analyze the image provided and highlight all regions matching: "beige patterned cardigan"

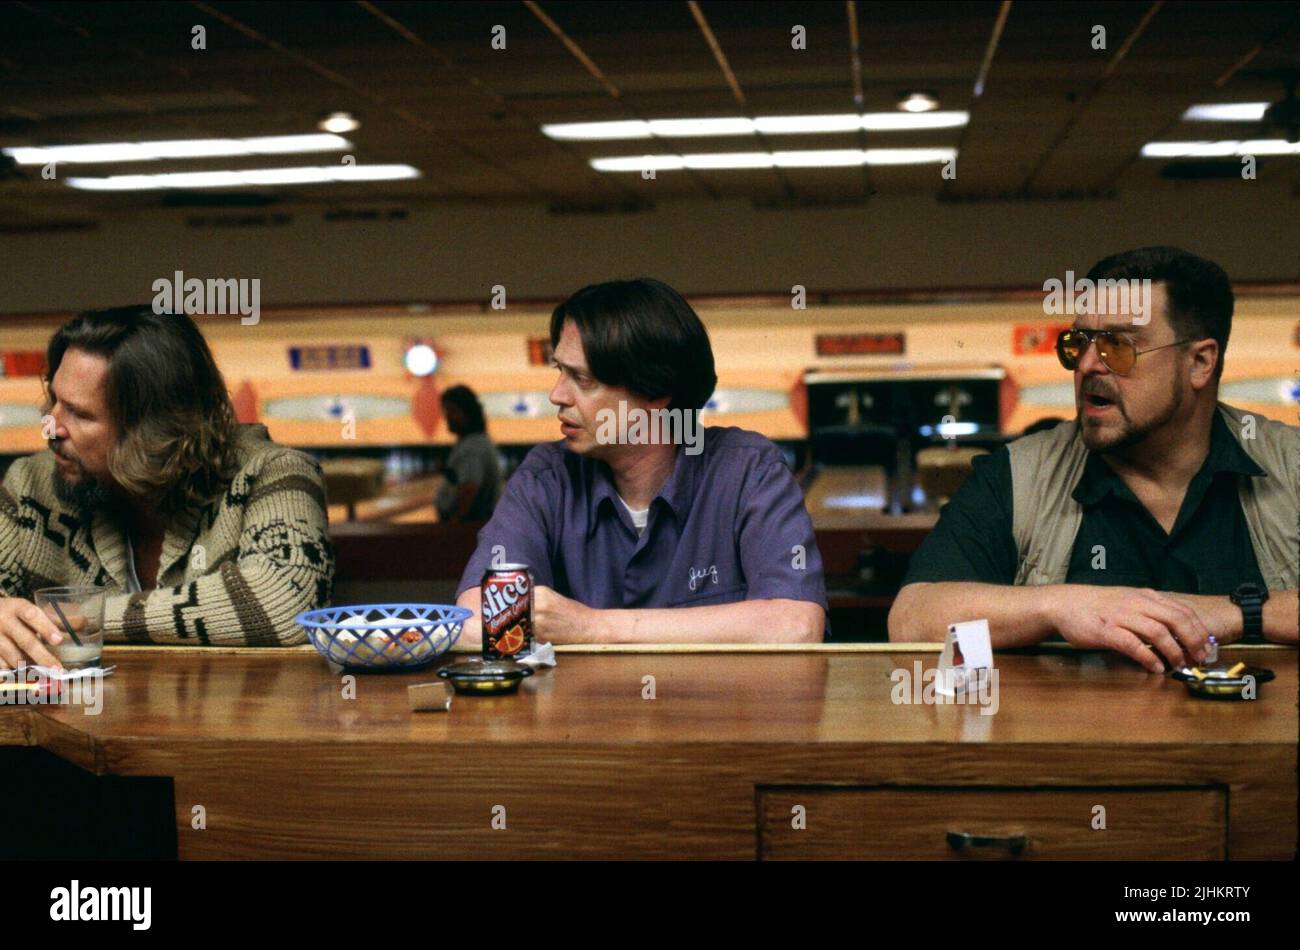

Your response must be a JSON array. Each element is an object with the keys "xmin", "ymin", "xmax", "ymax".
[{"xmin": 0, "ymin": 424, "xmax": 334, "ymax": 645}]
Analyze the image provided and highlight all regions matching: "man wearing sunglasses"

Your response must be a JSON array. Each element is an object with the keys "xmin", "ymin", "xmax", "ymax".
[{"xmin": 890, "ymin": 247, "xmax": 1298, "ymax": 671}]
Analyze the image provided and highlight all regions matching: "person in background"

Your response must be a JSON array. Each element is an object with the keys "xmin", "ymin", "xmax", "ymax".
[
  {"xmin": 889, "ymin": 247, "xmax": 1298, "ymax": 668},
  {"xmin": 435, "ymin": 385, "xmax": 502, "ymax": 523},
  {"xmin": 0, "ymin": 305, "xmax": 335, "ymax": 667}
]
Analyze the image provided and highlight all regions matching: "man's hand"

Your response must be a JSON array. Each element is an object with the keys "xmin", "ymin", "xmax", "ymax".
[
  {"xmin": 533, "ymin": 585, "xmax": 595, "ymax": 644},
  {"xmin": 1166, "ymin": 593, "xmax": 1240, "ymax": 643},
  {"xmin": 0, "ymin": 597, "xmax": 65, "ymax": 670},
  {"xmin": 1050, "ymin": 586, "xmax": 1212, "ymax": 673}
]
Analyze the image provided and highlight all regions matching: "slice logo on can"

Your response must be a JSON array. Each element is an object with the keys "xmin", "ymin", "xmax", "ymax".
[{"xmin": 482, "ymin": 565, "xmax": 534, "ymax": 658}]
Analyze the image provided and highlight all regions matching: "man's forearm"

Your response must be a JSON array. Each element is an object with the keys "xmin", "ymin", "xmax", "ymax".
[
  {"xmin": 455, "ymin": 587, "xmax": 822, "ymax": 645},
  {"xmin": 1264, "ymin": 591, "xmax": 1300, "ymax": 644},
  {"xmin": 1167, "ymin": 594, "xmax": 1241, "ymax": 644},
  {"xmin": 1169, "ymin": 590, "xmax": 1298, "ymax": 645},
  {"xmin": 889, "ymin": 582, "xmax": 1058, "ymax": 647},
  {"xmin": 591, "ymin": 598, "xmax": 823, "ymax": 644},
  {"xmin": 104, "ymin": 561, "xmax": 326, "ymax": 646}
]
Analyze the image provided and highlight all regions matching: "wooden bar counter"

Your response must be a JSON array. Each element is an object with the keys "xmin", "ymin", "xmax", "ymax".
[{"xmin": 2, "ymin": 644, "xmax": 1294, "ymax": 860}]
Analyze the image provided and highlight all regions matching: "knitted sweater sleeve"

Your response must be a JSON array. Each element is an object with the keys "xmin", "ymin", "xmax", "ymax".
[
  {"xmin": 0, "ymin": 474, "xmax": 32, "ymax": 599},
  {"xmin": 103, "ymin": 450, "xmax": 335, "ymax": 646}
]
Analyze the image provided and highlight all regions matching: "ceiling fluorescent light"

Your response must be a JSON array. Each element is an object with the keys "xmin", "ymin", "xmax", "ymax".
[
  {"xmin": 544, "ymin": 112, "xmax": 968, "ymax": 141},
  {"xmin": 861, "ymin": 111, "xmax": 967, "ymax": 131},
  {"xmin": 756, "ymin": 112, "xmax": 968, "ymax": 133},
  {"xmin": 1237, "ymin": 139, "xmax": 1300, "ymax": 155},
  {"xmin": 649, "ymin": 118, "xmax": 757, "ymax": 137},
  {"xmin": 860, "ymin": 148, "xmax": 956, "ymax": 165},
  {"xmin": 65, "ymin": 164, "xmax": 420, "ymax": 191},
  {"xmin": 772, "ymin": 149, "xmax": 879, "ymax": 168},
  {"xmin": 1141, "ymin": 139, "xmax": 1300, "ymax": 158},
  {"xmin": 753, "ymin": 114, "xmax": 861, "ymax": 134},
  {"xmin": 4, "ymin": 133, "xmax": 352, "ymax": 165},
  {"xmin": 541, "ymin": 120, "xmax": 654, "ymax": 141},
  {"xmin": 1181, "ymin": 103, "xmax": 1269, "ymax": 122},
  {"xmin": 591, "ymin": 148, "xmax": 955, "ymax": 172}
]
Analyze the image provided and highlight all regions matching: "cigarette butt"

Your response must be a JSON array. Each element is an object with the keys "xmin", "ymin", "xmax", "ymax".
[
  {"xmin": 1191, "ymin": 668, "xmax": 1208, "ymax": 681},
  {"xmin": 1225, "ymin": 662, "xmax": 1247, "ymax": 678},
  {"xmin": 408, "ymin": 681, "xmax": 453, "ymax": 712}
]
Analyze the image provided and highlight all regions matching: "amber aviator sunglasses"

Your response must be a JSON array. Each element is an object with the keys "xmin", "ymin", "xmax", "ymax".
[{"xmin": 1055, "ymin": 328, "xmax": 1192, "ymax": 376}]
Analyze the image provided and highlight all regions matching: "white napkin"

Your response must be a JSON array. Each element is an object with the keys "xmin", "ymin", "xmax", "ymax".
[
  {"xmin": 515, "ymin": 641, "xmax": 556, "ymax": 669},
  {"xmin": 2, "ymin": 665, "xmax": 116, "ymax": 681}
]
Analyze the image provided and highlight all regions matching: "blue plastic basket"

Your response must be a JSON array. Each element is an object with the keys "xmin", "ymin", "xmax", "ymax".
[{"xmin": 295, "ymin": 603, "xmax": 470, "ymax": 671}]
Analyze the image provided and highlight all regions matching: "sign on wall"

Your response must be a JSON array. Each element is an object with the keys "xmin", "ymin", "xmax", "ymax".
[
  {"xmin": 288, "ymin": 345, "xmax": 372, "ymax": 371},
  {"xmin": 527, "ymin": 337, "xmax": 554, "ymax": 367},
  {"xmin": 815, "ymin": 333, "xmax": 905, "ymax": 357},
  {"xmin": 1012, "ymin": 324, "xmax": 1071, "ymax": 355},
  {"xmin": 0, "ymin": 352, "xmax": 46, "ymax": 378}
]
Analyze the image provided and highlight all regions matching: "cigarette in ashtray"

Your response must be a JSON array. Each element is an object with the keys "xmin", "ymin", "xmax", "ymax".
[
  {"xmin": 1189, "ymin": 661, "xmax": 1248, "ymax": 681},
  {"xmin": 408, "ymin": 681, "xmax": 453, "ymax": 712}
]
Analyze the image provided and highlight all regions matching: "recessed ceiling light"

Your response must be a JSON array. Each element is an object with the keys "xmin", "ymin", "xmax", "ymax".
[
  {"xmin": 319, "ymin": 112, "xmax": 361, "ymax": 134},
  {"xmin": 3, "ymin": 134, "xmax": 352, "ymax": 165},
  {"xmin": 590, "ymin": 148, "xmax": 955, "ymax": 172},
  {"xmin": 1140, "ymin": 139, "xmax": 1300, "ymax": 158},
  {"xmin": 65, "ymin": 163, "xmax": 421, "ymax": 190},
  {"xmin": 898, "ymin": 92, "xmax": 940, "ymax": 114},
  {"xmin": 1181, "ymin": 103, "xmax": 1269, "ymax": 122},
  {"xmin": 542, "ymin": 111, "xmax": 967, "ymax": 141}
]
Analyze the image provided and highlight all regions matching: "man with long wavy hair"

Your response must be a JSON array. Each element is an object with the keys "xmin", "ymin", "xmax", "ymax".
[{"xmin": 0, "ymin": 305, "xmax": 335, "ymax": 667}]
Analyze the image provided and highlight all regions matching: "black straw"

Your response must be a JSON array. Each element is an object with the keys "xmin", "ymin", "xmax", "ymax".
[{"xmin": 48, "ymin": 601, "xmax": 83, "ymax": 647}]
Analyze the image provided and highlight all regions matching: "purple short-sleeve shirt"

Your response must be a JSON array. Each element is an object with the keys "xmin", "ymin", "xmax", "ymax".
[{"xmin": 456, "ymin": 427, "xmax": 828, "ymax": 621}]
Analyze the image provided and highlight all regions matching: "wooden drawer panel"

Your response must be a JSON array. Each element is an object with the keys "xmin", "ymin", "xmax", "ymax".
[{"xmin": 759, "ymin": 786, "xmax": 1225, "ymax": 860}]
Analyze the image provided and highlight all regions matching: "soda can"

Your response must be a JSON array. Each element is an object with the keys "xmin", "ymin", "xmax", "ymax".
[{"xmin": 481, "ymin": 564, "xmax": 534, "ymax": 659}]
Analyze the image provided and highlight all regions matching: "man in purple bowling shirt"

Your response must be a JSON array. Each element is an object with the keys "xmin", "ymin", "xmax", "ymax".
[{"xmin": 454, "ymin": 278, "xmax": 827, "ymax": 644}]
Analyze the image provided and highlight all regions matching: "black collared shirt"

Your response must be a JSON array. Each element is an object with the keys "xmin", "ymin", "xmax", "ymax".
[{"xmin": 904, "ymin": 412, "xmax": 1267, "ymax": 594}]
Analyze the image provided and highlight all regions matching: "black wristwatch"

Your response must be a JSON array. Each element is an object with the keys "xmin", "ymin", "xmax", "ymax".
[{"xmin": 1229, "ymin": 583, "xmax": 1269, "ymax": 642}]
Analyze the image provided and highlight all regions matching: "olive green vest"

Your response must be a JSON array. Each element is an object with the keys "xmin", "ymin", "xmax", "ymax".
[{"xmin": 1008, "ymin": 403, "xmax": 1299, "ymax": 590}]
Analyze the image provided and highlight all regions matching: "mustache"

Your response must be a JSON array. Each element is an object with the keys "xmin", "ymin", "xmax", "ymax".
[
  {"xmin": 48, "ymin": 442, "xmax": 80, "ymax": 464},
  {"xmin": 1080, "ymin": 379, "xmax": 1121, "ymax": 402}
]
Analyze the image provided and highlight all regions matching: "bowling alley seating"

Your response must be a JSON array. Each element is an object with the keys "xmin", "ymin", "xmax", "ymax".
[{"xmin": 320, "ymin": 458, "xmax": 387, "ymax": 522}]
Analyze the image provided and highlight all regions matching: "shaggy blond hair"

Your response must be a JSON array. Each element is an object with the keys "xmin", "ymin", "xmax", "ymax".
[{"xmin": 45, "ymin": 305, "xmax": 243, "ymax": 516}]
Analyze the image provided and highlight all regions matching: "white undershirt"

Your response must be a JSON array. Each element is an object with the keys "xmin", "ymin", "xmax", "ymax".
[
  {"xmin": 123, "ymin": 536, "xmax": 144, "ymax": 594},
  {"xmin": 616, "ymin": 495, "xmax": 649, "ymax": 536}
]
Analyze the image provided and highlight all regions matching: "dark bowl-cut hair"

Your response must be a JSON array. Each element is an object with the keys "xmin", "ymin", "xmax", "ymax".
[
  {"xmin": 1085, "ymin": 246, "xmax": 1234, "ymax": 379},
  {"xmin": 45, "ymin": 305, "xmax": 242, "ymax": 515},
  {"xmin": 440, "ymin": 384, "xmax": 487, "ymax": 435},
  {"xmin": 549, "ymin": 278, "xmax": 717, "ymax": 414}
]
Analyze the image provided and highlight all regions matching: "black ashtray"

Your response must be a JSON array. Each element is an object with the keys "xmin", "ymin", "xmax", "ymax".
[
  {"xmin": 1171, "ymin": 665, "xmax": 1275, "ymax": 700},
  {"xmin": 438, "ymin": 659, "xmax": 534, "ymax": 695}
]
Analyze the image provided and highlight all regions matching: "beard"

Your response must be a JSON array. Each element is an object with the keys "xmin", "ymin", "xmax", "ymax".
[
  {"xmin": 1079, "ymin": 382, "xmax": 1183, "ymax": 454},
  {"xmin": 51, "ymin": 452, "xmax": 120, "ymax": 515}
]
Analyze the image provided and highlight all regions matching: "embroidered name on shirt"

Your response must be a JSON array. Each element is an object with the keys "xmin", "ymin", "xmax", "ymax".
[{"xmin": 688, "ymin": 565, "xmax": 719, "ymax": 591}]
